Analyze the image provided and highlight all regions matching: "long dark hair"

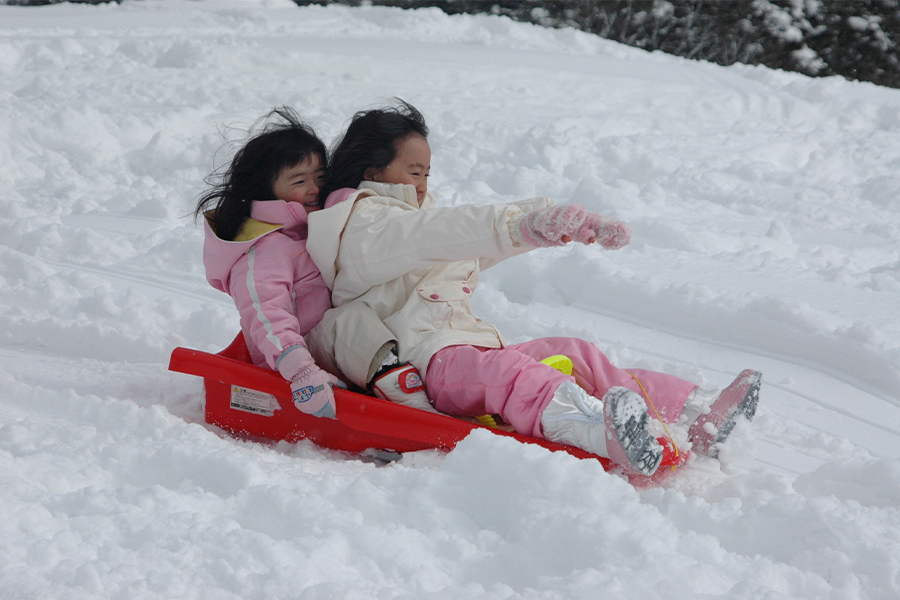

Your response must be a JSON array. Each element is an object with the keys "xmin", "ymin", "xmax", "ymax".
[
  {"xmin": 321, "ymin": 100, "xmax": 428, "ymax": 201},
  {"xmin": 195, "ymin": 107, "xmax": 327, "ymax": 241}
]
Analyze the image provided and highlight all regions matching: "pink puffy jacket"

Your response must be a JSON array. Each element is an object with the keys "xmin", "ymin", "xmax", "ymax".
[{"xmin": 203, "ymin": 200, "xmax": 332, "ymax": 370}]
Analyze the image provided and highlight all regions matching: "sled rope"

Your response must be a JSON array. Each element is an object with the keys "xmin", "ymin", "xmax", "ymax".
[{"xmin": 625, "ymin": 370, "xmax": 680, "ymax": 467}]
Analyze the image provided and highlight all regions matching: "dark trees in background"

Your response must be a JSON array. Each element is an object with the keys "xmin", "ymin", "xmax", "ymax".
[{"xmin": 301, "ymin": 0, "xmax": 900, "ymax": 89}]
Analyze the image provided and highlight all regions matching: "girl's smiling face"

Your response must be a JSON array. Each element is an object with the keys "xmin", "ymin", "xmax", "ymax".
[
  {"xmin": 367, "ymin": 134, "xmax": 431, "ymax": 205},
  {"xmin": 272, "ymin": 154, "xmax": 325, "ymax": 213}
]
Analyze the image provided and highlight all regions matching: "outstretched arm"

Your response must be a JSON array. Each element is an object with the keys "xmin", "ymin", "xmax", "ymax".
[{"xmin": 339, "ymin": 198, "xmax": 555, "ymax": 288}]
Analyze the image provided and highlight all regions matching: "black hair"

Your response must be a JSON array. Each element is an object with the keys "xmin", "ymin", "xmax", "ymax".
[
  {"xmin": 195, "ymin": 107, "xmax": 327, "ymax": 241},
  {"xmin": 321, "ymin": 99, "xmax": 428, "ymax": 201}
]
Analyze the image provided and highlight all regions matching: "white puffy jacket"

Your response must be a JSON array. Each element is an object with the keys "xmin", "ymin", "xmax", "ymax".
[{"xmin": 307, "ymin": 181, "xmax": 553, "ymax": 376}]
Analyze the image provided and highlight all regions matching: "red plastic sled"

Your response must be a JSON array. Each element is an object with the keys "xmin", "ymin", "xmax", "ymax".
[{"xmin": 168, "ymin": 333, "xmax": 688, "ymax": 485}]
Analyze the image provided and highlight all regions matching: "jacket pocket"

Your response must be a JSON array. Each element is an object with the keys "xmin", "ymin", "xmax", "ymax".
[{"xmin": 417, "ymin": 282, "xmax": 478, "ymax": 331}]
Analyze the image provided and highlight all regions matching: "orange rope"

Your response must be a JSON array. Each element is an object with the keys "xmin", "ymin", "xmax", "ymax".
[{"xmin": 625, "ymin": 370, "xmax": 680, "ymax": 466}]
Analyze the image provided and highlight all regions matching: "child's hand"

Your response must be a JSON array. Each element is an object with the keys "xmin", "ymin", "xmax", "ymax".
[
  {"xmin": 516, "ymin": 204, "xmax": 587, "ymax": 247},
  {"xmin": 515, "ymin": 204, "xmax": 631, "ymax": 250},
  {"xmin": 277, "ymin": 347, "xmax": 341, "ymax": 419},
  {"xmin": 575, "ymin": 213, "xmax": 631, "ymax": 249}
]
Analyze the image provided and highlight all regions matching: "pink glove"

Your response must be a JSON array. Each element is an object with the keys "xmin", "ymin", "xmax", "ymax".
[
  {"xmin": 575, "ymin": 213, "xmax": 632, "ymax": 249},
  {"xmin": 517, "ymin": 204, "xmax": 631, "ymax": 250},
  {"xmin": 517, "ymin": 204, "xmax": 587, "ymax": 247},
  {"xmin": 277, "ymin": 346, "xmax": 341, "ymax": 419}
]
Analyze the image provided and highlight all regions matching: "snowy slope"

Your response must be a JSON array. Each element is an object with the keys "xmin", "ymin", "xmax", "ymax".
[{"xmin": 1, "ymin": 1, "xmax": 899, "ymax": 598}]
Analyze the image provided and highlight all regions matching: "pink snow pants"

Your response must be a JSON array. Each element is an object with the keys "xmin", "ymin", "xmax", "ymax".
[{"xmin": 425, "ymin": 337, "xmax": 697, "ymax": 439}]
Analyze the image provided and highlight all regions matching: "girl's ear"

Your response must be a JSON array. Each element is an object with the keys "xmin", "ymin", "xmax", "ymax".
[{"xmin": 364, "ymin": 167, "xmax": 379, "ymax": 181}]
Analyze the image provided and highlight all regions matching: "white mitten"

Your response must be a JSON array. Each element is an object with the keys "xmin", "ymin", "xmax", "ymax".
[{"xmin": 277, "ymin": 346, "xmax": 341, "ymax": 419}]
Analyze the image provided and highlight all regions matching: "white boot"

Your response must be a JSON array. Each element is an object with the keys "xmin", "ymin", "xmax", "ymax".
[
  {"xmin": 541, "ymin": 381, "xmax": 662, "ymax": 476},
  {"xmin": 372, "ymin": 363, "xmax": 436, "ymax": 412},
  {"xmin": 541, "ymin": 380, "xmax": 609, "ymax": 457}
]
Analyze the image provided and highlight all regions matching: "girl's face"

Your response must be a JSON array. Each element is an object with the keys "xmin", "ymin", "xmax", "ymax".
[
  {"xmin": 367, "ymin": 134, "xmax": 431, "ymax": 205},
  {"xmin": 272, "ymin": 154, "xmax": 325, "ymax": 214}
]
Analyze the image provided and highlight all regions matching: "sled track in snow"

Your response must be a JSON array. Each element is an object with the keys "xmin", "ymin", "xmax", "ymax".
[{"xmin": 44, "ymin": 259, "xmax": 232, "ymax": 309}]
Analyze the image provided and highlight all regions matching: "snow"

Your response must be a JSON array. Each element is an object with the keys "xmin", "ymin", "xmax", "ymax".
[{"xmin": 1, "ymin": 0, "xmax": 899, "ymax": 597}]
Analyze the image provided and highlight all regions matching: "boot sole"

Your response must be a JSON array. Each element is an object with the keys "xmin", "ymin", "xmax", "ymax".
[
  {"xmin": 712, "ymin": 372, "xmax": 761, "ymax": 447},
  {"xmin": 691, "ymin": 370, "xmax": 762, "ymax": 458},
  {"xmin": 606, "ymin": 387, "xmax": 663, "ymax": 476}
]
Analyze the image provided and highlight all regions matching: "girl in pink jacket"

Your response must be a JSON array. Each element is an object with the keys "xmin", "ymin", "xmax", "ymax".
[
  {"xmin": 309, "ymin": 101, "xmax": 762, "ymax": 476},
  {"xmin": 196, "ymin": 108, "xmax": 430, "ymax": 420}
]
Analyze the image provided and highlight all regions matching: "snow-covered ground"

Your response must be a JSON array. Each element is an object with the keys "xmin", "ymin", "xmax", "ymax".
[{"xmin": 2, "ymin": 1, "xmax": 899, "ymax": 597}]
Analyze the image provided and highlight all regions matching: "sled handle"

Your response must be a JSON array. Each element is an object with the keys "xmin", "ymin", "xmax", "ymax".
[{"xmin": 169, "ymin": 346, "xmax": 288, "ymax": 397}]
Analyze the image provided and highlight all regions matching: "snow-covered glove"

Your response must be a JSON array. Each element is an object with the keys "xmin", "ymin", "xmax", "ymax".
[
  {"xmin": 277, "ymin": 346, "xmax": 341, "ymax": 419},
  {"xmin": 574, "ymin": 212, "xmax": 632, "ymax": 249},
  {"xmin": 515, "ymin": 204, "xmax": 587, "ymax": 247},
  {"xmin": 514, "ymin": 203, "xmax": 631, "ymax": 250}
]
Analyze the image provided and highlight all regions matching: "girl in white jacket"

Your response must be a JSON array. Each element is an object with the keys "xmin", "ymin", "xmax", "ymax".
[{"xmin": 309, "ymin": 101, "xmax": 761, "ymax": 476}]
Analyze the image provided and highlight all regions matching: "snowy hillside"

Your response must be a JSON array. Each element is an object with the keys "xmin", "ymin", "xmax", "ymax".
[{"xmin": 1, "ymin": 1, "xmax": 899, "ymax": 598}]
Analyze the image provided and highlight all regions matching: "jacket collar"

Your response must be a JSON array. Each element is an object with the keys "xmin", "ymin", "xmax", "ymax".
[
  {"xmin": 249, "ymin": 199, "xmax": 309, "ymax": 228},
  {"xmin": 203, "ymin": 200, "xmax": 310, "ymax": 294},
  {"xmin": 359, "ymin": 181, "xmax": 436, "ymax": 209},
  {"xmin": 220, "ymin": 200, "xmax": 309, "ymax": 242}
]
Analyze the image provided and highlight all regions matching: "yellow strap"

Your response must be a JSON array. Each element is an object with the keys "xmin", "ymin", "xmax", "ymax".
[{"xmin": 475, "ymin": 414, "xmax": 499, "ymax": 428}]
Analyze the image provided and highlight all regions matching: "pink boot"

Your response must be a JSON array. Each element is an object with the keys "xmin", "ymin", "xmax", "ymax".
[{"xmin": 688, "ymin": 370, "xmax": 762, "ymax": 457}]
